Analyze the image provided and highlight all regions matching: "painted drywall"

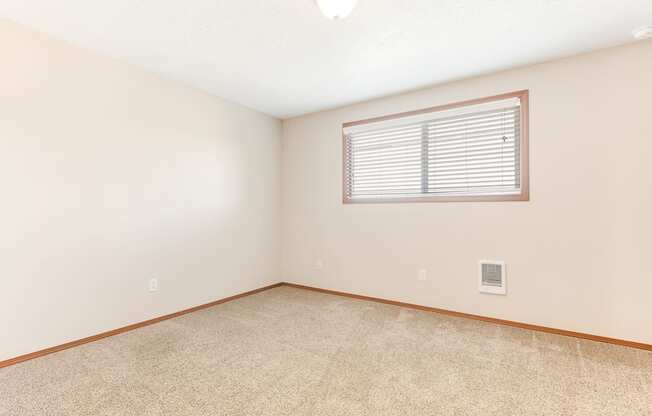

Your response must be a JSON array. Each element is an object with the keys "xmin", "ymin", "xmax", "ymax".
[
  {"xmin": 0, "ymin": 20, "xmax": 281, "ymax": 361},
  {"xmin": 281, "ymin": 40, "xmax": 652, "ymax": 344}
]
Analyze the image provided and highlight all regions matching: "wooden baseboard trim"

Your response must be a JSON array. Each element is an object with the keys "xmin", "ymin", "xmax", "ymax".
[
  {"xmin": 280, "ymin": 282, "xmax": 652, "ymax": 352},
  {"xmin": 3, "ymin": 281, "xmax": 649, "ymax": 369},
  {"xmin": 0, "ymin": 283, "xmax": 283, "ymax": 369}
]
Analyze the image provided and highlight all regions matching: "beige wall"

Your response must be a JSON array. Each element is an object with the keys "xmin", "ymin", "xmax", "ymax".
[
  {"xmin": 2, "ymin": 19, "xmax": 650, "ymax": 361},
  {"xmin": 0, "ymin": 20, "xmax": 281, "ymax": 361},
  {"xmin": 282, "ymin": 40, "xmax": 652, "ymax": 344}
]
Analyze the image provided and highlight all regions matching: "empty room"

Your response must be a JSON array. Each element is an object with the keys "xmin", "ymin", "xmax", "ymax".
[{"xmin": 1, "ymin": 1, "xmax": 651, "ymax": 415}]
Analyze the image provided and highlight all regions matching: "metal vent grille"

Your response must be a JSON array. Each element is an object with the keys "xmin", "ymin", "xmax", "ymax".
[
  {"xmin": 482, "ymin": 263, "xmax": 503, "ymax": 287},
  {"xmin": 479, "ymin": 261, "xmax": 506, "ymax": 295}
]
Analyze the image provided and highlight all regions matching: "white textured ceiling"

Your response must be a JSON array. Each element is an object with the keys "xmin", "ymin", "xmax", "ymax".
[{"xmin": 2, "ymin": 1, "xmax": 651, "ymax": 118}]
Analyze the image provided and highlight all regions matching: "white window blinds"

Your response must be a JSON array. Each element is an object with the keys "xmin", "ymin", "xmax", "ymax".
[{"xmin": 343, "ymin": 92, "xmax": 528, "ymax": 202}]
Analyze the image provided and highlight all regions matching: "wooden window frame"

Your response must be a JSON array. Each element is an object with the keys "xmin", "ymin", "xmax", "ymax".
[{"xmin": 342, "ymin": 90, "xmax": 530, "ymax": 204}]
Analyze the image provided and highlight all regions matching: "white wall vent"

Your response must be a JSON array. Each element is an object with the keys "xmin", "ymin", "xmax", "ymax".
[{"xmin": 479, "ymin": 260, "xmax": 506, "ymax": 295}]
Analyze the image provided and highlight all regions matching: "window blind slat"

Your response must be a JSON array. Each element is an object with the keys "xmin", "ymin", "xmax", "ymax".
[
  {"xmin": 427, "ymin": 149, "xmax": 517, "ymax": 163},
  {"xmin": 351, "ymin": 158, "xmax": 422, "ymax": 169},
  {"xmin": 430, "ymin": 167, "xmax": 516, "ymax": 177},
  {"xmin": 427, "ymin": 114, "xmax": 519, "ymax": 134},
  {"xmin": 354, "ymin": 174, "xmax": 423, "ymax": 183},
  {"xmin": 353, "ymin": 151, "xmax": 422, "ymax": 164},
  {"xmin": 351, "ymin": 129, "xmax": 422, "ymax": 144},
  {"xmin": 430, "ymin": 168, "xmax": 516, "ymax": 178},
  {"xmin": 354, "ymin": 137, "xmax": 423, "ymax": 150},
  {"xmin": 426, "ymin": 107, "xmax": 519, "ymax": 128},
  {"xmin": 427, "ymin": 125, "xmax": 519, "ymax": 143},
  {"xmin": 354, "ymin": 169, "xmax": 422, "ymax": 178},
  {"xmin": 429, "ymin": 144, "xmax": 516, "ymax": 157},
  {"xmin": 355, "ymin": 143, "xmax": 422, "ymax": 156},
  {"xmin": 428, "ymin": 158, "xmax": 516, "ymax": 169}
]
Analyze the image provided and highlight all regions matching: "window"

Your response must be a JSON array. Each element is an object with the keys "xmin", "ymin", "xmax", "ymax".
[{"xmin": 342, "ymin": 90, "xmax": 529, "ymax": 203}]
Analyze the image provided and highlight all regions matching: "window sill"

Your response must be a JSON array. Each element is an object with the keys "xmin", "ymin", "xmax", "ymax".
[{"xmin": 343, "ymin": 192, "xmax": 529, "ymax": 204}]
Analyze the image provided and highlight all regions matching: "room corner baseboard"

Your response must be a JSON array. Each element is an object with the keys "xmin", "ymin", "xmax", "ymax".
[
  {"xmin": 280, "ymin": 282, "xmax": 652, "ymax": 352},
  {"xmin": 0, "ymin": 283, "xmax": 283, "ymax": 369},
  {"xmin": 2, "ymin": 280, "xmax": 649, "ymax": 370}
]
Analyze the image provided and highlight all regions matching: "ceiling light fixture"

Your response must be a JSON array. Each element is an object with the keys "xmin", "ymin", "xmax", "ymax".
[
  {"xmin": 632, "ymin": 25, "xmax": 652, "ymax": 40},
  {"xmin": 315, "ymin": 0, "xmax": 358, "ymax": 20}
]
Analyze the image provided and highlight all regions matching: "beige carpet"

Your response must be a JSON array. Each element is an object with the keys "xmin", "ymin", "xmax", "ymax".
[{"xmin": 1, "ymin": 286, "xmax": 651, "ymax": 415}]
